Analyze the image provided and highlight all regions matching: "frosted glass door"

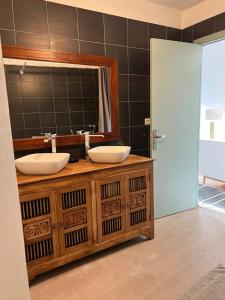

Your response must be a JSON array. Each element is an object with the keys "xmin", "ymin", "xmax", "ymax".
[{"xmin": 151, "ymin": 39, "xmax": 202, "ymax": 218}]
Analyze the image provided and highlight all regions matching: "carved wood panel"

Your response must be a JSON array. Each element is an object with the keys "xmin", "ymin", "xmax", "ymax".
[
  {"xmin": 56, "ymin": 179, "xmax": 93, "ymax": 255},
  {"xmin": 96, "ymin": 175, "xmax": 126, "ymax": 242},
  {"xmin": 20, "ymin": 191, "xmax": 58, "ymax": 266},
  {"xmin": 102, "ymin": 199, "xmax": 121, "ymax": 218},
  {"xmin": 126, "ymin": 169, "xmax": 151, "ymax": 231},
  {"xmin": 63, "ymin": 208, "xmax": 87, "ymax": 230},
  {"xmin": 23, "ymin": 218, "xmax": 52, "ymax": 241}
]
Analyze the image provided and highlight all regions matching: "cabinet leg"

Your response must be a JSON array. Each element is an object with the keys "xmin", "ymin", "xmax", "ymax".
[
  {"xmin": 143, "ymin": 230, "xmax": 154, "ymax": 240},
  {"xmin": 203, "ymin": 176, "xmax": 206, "ymax": 185}
]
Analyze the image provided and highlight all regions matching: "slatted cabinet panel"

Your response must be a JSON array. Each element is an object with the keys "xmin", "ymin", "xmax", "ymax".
[
  {"xmin": 56, "ymin": 180, "xmax": 93, "ymax": 255},
  {"xmin": 96, "ymin": 175, "xmax": 126, "ymax": 242},
  {"xmin": 20, "ymin": 191, "xmax": 58, "ymax": 267},
  {"xmin": 125, "ymin": 169, "xmax": 151, "ymax": 231}
]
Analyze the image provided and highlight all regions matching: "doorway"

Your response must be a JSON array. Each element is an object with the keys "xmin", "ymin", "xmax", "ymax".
[{"xmin": 198, "ymin": 39, "xmax": 225, "ymax": 214}]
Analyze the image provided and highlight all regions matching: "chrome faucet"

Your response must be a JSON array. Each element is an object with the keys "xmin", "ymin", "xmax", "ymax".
[
  {"xmin": 42, "ymin": 133, "xmax": 57, "ymax": 153},
  {"xmin": 83, "ymin": 132, "xmax": 104, "ymax": 159}
]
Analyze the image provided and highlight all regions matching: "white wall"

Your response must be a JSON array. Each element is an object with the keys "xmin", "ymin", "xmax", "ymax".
[
  {"xmin": 182, "ymin": 0, "xmax": 225, "ymax": 29},
  {"xmin": 201, "ymin": 40, "xmax": 225, "ymax": 110},
  {"xmin": 200, "ymin": 40, "xmax": 225, "ymax": 140},
  {"xmin": 0, "ymin": 40, "xmax": 30, "ymax": 300},
  {"xmin": 48, "ymin": 0, "xmax": 182, "ymax": 28}
]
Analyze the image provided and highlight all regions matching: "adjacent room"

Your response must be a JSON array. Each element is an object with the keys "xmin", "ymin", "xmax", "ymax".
[
  {"xmin": 1, "ymin": 0, "xmax": 225, "ymax": 300},
  {"xmin": 198, "ymin": 39, "xmax": 225, "ymax": 214}
]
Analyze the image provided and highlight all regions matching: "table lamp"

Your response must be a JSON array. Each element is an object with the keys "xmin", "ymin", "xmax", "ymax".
[{"xmin": 205, "ymin": 107, "xmax": 224, "ymax": 139}]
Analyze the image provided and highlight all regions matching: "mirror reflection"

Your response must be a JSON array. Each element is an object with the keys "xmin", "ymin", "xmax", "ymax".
[{"xmin": 3, "ymin": 59, "xmax": 111, "ymax": 139}]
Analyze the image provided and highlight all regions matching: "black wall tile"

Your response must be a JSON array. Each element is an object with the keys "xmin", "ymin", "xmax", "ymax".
[
  {"xmin": 16, "ymin": 32, "xmax": 50, "ymax": 50},
  {"xmin": 79, "ymin": 41, "xmax": 105, "ymax": 56},
  {"xmin": 0, "ymin": 30, "xmax": 15, "ymax": 45},
  {"xmin": 23, "ymin": 98, "xmax": 39, "ymax": 113},
  {"xmin": 68, "ymin": 83, "xmax": 82, "ymax": 97},
  {"xmin": 37, "ymin": 82, "xmax": 53, "ymax": 97},
  {"xmin": 167, "ymin": 27, "xmax": 182, "ymax": 41},
  {"xmin": 104, "ymin": 14, "xmax": 127, "ymax": 46},
  {"xmin": 128, "ymin": 48, "xmax": 148, "ymax": 75},
  {"xmin": 69, "ymin": 98, "xmax": 83, "ymax": 112},
  {"xmin": 120, "ymin": 127, "xmax": 129, "ymax": 145},
  {"xmin": 130, "ymin": 126, "xmax": 149, "ymax": 149},
  {"xmin": 66, "ymin": 69, "xmax": 80, "ymax": 82},
  {"xmin": 47, "ymin": 2, "xmax": 78, "ymax": 39},
  {"xmin": 39, "ymin": 98, "xmax": 54, "ymax": 112},
  {"xmin": 24, "ymin": 113, "xmax": 40, "ymax": 128},
  {"xmin": 26, "ymin": 128, "xmax": 41, "ymax": 138},
  {"xmin": 106, "ymin": 45, "xmax": 128, "ymax": 74},
  {"xmin": 0, "ymin": 0, "xmax": 14, "ymax": 30},
  {"xmin": 82, "ymin": 98, "xmax": 98, "ymax": 111},
  {"xmin": 149, "ymin": 23, "xmax": 166, "ymax": 39},
  {"xmin": 130, "ymin": 102, "xmax": 149, "ymax": 126},
  {"xmin": 10, "ymin": 114, "xmax": 24, "ymax": 130},
  {"xmin": 119, "ymin": 75, "xmax": 128, "ymax": 101},
  {"xmin": 7, "ymin": 81, "xmax": 21, "ymax": 97},
  {"xmin": 14, "ymin": 0, "xmax": 48, "ymax": 34},
  {"xmin": 54, "ymin": 98, "xmax": 69, "ymax": 112},
  {"xmin": 56, "ymin": 112, "xmax": 70, "ymax": 126},
  {"xmin": 53, "ymin": 82, "xmax": 67, "ymax": 97},
  {"xmin": 182, "ymin": 26, "xmax": 193, "ymax": 43},
  {"xmin": 20, "ymin": 82, "xmax": 38, "ymax": 97},
  {"xmin": 51, "ymin": 68, "xmax": 66, "ymax": 82},
  {"xmin": 120, "ymin": 102, "xmax": 129, "ymax": 127},
  {"xmin": 215, "ymin": 12, "xmax": 225, "ymax": 32},
  {"xmin": 129, "ymin": 75, "xmax": 149, "ymax": 101},
  {"xmin": 70, "ymin": 112, "xmax": 83, "ymax": 125},
  {"xmin": 82, "ymin": 83, "xmax": 95, "ymax": 97},
  {"xmin": 128, "ymin": 19, "xmax": 148, "ymax": 49},
  {"xmin": 83, "ymin": 111, "xmax": 97, "ymax": 125},
  {"xmin": 78, "ymin": 8, "xmax": 104, "ymax": 43},
  {"xmin": 193, "ymin": 17, "xmax": 215, "ymax": 40},
  {"xmin": 12, "ymin": 130, "xmax": 26, "ymax": 139},
  {"xmin": 40, "ymin": 113, "xmax": 56, "ymax": 127},
  {"xmin": 8, "ymin": 98, "xmax": 23, "ymax": 113},
  {"xmin": 50, "ymin": 38, "xmax": 79, "ymax": 53}
]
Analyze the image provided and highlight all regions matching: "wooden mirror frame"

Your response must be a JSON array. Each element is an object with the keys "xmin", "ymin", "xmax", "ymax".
[{"xmin": 2, "ymin": 46, "xmax": 120, "ymax": 151}]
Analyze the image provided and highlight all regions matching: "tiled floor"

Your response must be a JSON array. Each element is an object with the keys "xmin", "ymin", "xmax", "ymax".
[
  {"xmin": 198, "ymin": 176, "xmax": 225, "ymax": 213},
  {"xmin": 30, "ymin": 208, "xmax": 225, "ymax": 300}
]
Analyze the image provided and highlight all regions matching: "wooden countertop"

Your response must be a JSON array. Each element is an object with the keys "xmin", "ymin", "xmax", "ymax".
[{"xmin": 17, "ymin": 155, "xmax": 154, "ymax": 186}]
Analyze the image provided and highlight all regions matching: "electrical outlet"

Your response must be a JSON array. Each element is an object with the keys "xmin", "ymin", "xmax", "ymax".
[{"xmin": 145, "ymin": 118, "xmax": 151, "ymax": 125}]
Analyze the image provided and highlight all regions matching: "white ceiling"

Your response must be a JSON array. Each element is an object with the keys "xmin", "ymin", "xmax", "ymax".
[{"xmin": 148, "ymin": 0, "xmax": 204, "ymax": 10}]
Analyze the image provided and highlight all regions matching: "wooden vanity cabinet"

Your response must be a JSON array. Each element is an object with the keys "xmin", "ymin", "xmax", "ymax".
[{"xmin": 17, "ymin": 156, "xmax": 154, "ymax": 280}]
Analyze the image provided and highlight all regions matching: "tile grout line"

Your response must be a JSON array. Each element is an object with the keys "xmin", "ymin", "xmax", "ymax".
[
  {"xmin": 126, "ymin": 18, "xmax": 130, "ymax": 146},
  {"xmin": 10, "ymin": 0, "xmax": 17, "ymax": 45},
  {"xmin": 65, "ymin": 68, "xmax": 73, "ymax": 133},
  {"xmin": 75, "ymin": 7, "xmax": 81, "ymax": 54}
]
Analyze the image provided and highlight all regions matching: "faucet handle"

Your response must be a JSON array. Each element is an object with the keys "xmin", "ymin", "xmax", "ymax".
[
  {"xmin": 40, "ymin": 132, "xmax": 51, "ymax": 137},
  {"xmin": 77, "ymin": 130, "xmax": 85, "ymax": 135}
]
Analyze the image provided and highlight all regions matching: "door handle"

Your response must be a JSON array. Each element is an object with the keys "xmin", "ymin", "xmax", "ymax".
[{"xmin": 152, "ymin": 130, "xmax": 166, "ymax": 150}]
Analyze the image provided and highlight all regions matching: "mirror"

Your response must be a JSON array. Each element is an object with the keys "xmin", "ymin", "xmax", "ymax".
[{"xmin": 2, "ymin": 46, "xmax": 119, "ymax": 151}]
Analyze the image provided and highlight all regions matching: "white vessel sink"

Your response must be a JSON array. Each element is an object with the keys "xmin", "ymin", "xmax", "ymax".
[
  {"xmin": 15, "ymin": 153, "xmax": 70, "ymax": 175},
  {"xmin": 88, "ymin": 146, "xmax": 131, "ymax": 163}
]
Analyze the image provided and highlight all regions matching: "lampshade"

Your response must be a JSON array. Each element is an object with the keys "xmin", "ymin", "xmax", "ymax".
[{"xmin": 205, "ymin": 107, "xmax": 224, "ymax": 121}]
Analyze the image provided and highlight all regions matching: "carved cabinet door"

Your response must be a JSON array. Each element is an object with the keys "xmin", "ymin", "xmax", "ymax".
[
  {"xmin": 125, "ymin": 169, "xmax": 152, "ymax": 232},
  {"xmin": 20, "ymin": 191, "xmax": 58, "ymax": 267},
  {"xmin": 56, "ymin": 179, "xmax": 93, "ymax": 256},
  {"xmin": 96, "ymin": 175, "xmax": 126, "ymax": 243}
]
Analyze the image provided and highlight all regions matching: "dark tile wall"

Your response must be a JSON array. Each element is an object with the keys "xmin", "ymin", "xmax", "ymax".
[
  {"xmin": 182, "ymin": 13, "xmax": 225, "ymax": 43},
  {"xmin": 0, "ymin": 0, "xmax": 182, "ymax": 157},
  {"xmin": 5, "ymin": 65, "xmax": 98, "ymax": 139}
]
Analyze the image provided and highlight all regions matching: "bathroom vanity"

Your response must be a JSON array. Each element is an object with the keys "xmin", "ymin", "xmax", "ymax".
[{"xmin": 17, "ymin": 155, "xmax": 154, "ymax": 280}]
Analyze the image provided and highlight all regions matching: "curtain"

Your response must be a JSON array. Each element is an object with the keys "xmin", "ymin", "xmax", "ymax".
[{"xmin": 98, "ymin": 67, "xmax": 111, "ymax": 132}]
